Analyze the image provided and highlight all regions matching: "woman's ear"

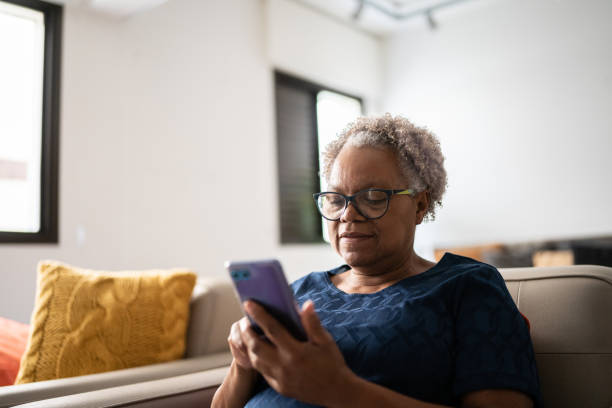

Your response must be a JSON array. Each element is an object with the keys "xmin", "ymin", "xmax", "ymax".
[{"xmin": 415, "ymin": 191, "xmax": 430, "ymax": 225}]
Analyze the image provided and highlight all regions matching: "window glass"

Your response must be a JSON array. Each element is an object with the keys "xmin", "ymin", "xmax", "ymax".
[
  {"xmin": 0, "ymin": 2, "xmax": 45, "ymax": 233},
  {"xmin": 275, "ymin": 72, "xmax": 362, "ymax": 244},
  {"xmin": 316, "ymin": 90, "xmax": 362, "ymax": 242}
]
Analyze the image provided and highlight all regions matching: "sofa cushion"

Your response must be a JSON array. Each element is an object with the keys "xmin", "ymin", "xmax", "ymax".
[
  {"xmin": 184, "ymin": 278, "xmax": 242, "ymax": 357},
  {"xmin": 500, "ymin": 265, "xmax": 612, "ymax": 408},
  {"xmin": 15, "ymin": 261, "xmax": 196, "ymax": 384}
]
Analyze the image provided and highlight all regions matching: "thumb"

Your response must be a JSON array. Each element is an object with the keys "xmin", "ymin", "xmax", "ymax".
[{"xmin": 300, "ymin": 300, "xmax": 331, "ymax": 344}]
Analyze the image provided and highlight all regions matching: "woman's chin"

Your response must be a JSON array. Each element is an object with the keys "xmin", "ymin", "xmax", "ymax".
[
  {"xmin": 333, "ymin": 237, "xmax": 378, "ymax": 266},
  {"xmin": 339, "ymin": 249, "xmax": 375, "ymax": 267}
]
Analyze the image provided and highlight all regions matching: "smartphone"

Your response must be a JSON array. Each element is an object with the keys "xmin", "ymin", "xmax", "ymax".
[{"xmin": 226, "ymin": 259, "xmax": 307, "ymax": 342}]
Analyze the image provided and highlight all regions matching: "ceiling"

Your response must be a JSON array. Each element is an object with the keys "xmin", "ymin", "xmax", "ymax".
[
  {"xmin": 47, "ymin": 0, "xmax": 467, "ymax": 33},
  {"xmin": 294, "ymin": 0, "xmax": 471, "ymax": 35},
  {"xmin": 46, "ymin": 0, "xmax": 169, "ymax": 18}
]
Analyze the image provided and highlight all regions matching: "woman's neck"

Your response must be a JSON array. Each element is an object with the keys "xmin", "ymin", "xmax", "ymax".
[{"xmin": 331, "ymin": 251, "xmax": 437, "ymax": 294}]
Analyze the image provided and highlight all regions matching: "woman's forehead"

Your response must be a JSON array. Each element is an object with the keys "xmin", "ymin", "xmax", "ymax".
[{"xmin": 328, "ymin": 145, "xmax": 405, "ymax": 190}]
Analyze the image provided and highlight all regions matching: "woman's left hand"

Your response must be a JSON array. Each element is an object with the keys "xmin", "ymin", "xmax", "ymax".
[{"xmin": 242, "ymin": 299, "xmax": 355, "ymax": 406}]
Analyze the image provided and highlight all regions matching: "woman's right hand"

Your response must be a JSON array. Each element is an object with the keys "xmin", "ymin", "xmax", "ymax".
[
  {"xmin": 212, "ymin": 317, "xmax": 259, "ymax": 407},
  {"xmin": 228, "ymin": 317, "xmax": 255, "ymax": 370}
]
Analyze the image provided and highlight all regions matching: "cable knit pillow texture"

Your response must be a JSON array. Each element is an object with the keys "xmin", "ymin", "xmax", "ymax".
[{"xmin": 15, "ymin": 261, "xmax": 196, "ymax": 384}]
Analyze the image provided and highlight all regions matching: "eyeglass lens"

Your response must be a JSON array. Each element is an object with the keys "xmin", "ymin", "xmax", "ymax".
[{"xmin": 316, "ymin": 190, "xmax": 389, "ymax": 220}]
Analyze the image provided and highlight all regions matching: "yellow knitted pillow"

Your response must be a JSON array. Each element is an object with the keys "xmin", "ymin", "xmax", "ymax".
[{"xmin": 15, "ymin": 261, "xmax": 196, "ymax": 384}]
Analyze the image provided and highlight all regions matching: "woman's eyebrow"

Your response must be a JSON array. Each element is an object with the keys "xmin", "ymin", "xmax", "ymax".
[{"xmin": 324, "ymin": 185, "xmax": 383, "ymax": 193}]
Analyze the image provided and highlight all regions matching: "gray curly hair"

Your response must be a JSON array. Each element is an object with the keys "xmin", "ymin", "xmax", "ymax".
[{"xmin": 322, "ymin": 114, "xmax": 447, "ymax": 221}]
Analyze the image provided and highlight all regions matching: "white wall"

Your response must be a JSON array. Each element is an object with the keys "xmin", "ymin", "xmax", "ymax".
[
  {"xmin": 266, "ymin": 0, "xmax": 383, "ymax": 108},
  {"xmin": 117, "ymin": 0, "xmax": 382, "ymax": 283},
  {"xmin": 0, "ymin": 0, "xmax": 382, "ymax": 323},
  {"xmin": 383, "ymin": 0, "xmax": 612, "ymax": 251},
  {"xmin": 0, "ymin": 7, "xmax": 129, "ymax": 323}
]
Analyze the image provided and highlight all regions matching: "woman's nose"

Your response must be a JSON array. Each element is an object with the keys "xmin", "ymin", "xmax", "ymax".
[{"xmin": 340, "ymin": 201, "xmax": 365, "ymax": 222}]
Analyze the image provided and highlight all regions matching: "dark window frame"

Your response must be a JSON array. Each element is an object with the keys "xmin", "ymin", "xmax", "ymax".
[
  {"xmin": 0, "ymin": 0, "xmax": 62, "ymax": 243},
  {"xmin": 275, "ymin": 71, "xmax": 363, "ymax": 244}
]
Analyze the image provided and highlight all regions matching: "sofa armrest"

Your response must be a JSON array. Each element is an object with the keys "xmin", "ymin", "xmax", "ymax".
[
  {"xmin": 0, "ymin": 352, "xmax": 232, "ymax": 408},
  {"xmin": 13, "ymin": 367, "xmax": 229, "ymax": 408}
]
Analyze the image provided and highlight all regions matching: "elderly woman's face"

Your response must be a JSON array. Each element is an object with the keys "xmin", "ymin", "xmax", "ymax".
[{"xmin": 326, "ymin": 145, "xmax": 427, "ymax": 270}]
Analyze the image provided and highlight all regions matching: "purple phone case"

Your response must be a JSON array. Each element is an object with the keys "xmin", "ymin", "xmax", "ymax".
[{"xmin": 226, "ymin": 259, "xmax": 307, "ymax": 341}]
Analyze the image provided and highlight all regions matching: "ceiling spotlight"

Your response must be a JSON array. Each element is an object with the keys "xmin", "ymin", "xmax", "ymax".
[
  {"xmin": 352, "ymin": 0, "xmax": 365, "ymax": 20},
  {"xmin": 426, "ymin": 9, "xmax": 438, "ymax": 30}
]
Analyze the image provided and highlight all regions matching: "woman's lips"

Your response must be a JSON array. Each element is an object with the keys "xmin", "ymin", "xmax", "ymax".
[{"xmin": 339, "ymin": 232, "xmax": 374, "ymax": 240}]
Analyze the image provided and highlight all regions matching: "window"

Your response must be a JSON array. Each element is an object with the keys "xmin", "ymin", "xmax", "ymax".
[
  {"xmin": 0, "ymin": 0, "xmax": 62, "ymax": 243},
  {"xmin": 275, "ymin": 72, "xmax": 362, "ymax": 244}
]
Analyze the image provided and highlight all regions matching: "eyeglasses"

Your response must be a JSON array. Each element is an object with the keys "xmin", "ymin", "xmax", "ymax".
[{"xmin": 313, "ymin": 188, "xmax": 416, "ymax": 221}]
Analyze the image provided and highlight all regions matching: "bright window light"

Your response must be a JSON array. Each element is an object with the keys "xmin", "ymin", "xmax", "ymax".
[
  {"xmin": 0, "ymin": 1, "xmax": 45, "ymax": 233},
  {"xmin": 316, "ymin": 90, "xmax": 362, "ymax": 242}
]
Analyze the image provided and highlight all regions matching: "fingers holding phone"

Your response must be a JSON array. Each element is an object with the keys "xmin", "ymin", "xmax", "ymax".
[
  {"xmin": 240, "ymin": 298, "xmax": 354, "ymax": 405},
  {"xmin": 214, "ymin": 318, "xmax": 260, "ymax": 408},
  {"xmin": 244, "ymin": 300, "xmax": 300, "ymax": 351},
  {"xmin": 227, "ymin": 316, "xmax": 254, "ymax": 370}
]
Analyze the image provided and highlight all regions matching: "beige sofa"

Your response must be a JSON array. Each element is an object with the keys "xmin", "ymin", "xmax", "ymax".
[
  {"xmin": 0, "ymin": 278, "xmax": 243, "ymax": 407},
  {"xmin": 5, "ymin": 265, "xmax": 612, "ymax": 408}
]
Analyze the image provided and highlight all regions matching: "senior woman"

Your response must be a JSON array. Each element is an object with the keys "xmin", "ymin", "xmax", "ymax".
[{"xmin": 212, "ymin": 114, "xmax": 540, "ymax": 407}]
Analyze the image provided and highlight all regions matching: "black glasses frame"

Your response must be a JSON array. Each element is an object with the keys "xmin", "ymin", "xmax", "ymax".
[{"xmin": 312, "ymin": 188, "xmax": 416, "ymax": 221}]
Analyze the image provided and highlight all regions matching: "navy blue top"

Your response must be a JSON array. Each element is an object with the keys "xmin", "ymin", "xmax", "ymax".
[{"xmin": 245, "ymin": 253, "xmax": 541, "ymax": 407}]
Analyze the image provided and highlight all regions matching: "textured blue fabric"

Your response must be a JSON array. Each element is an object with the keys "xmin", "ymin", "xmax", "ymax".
[{"xmin": 245, "ymin": 253, "xmax": 541, "ymax": 407}]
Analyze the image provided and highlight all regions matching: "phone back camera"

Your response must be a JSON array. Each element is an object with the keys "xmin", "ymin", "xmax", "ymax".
[{"xmin": 231, "ymin": 269, "xmax": 251, "ymax": 281}]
